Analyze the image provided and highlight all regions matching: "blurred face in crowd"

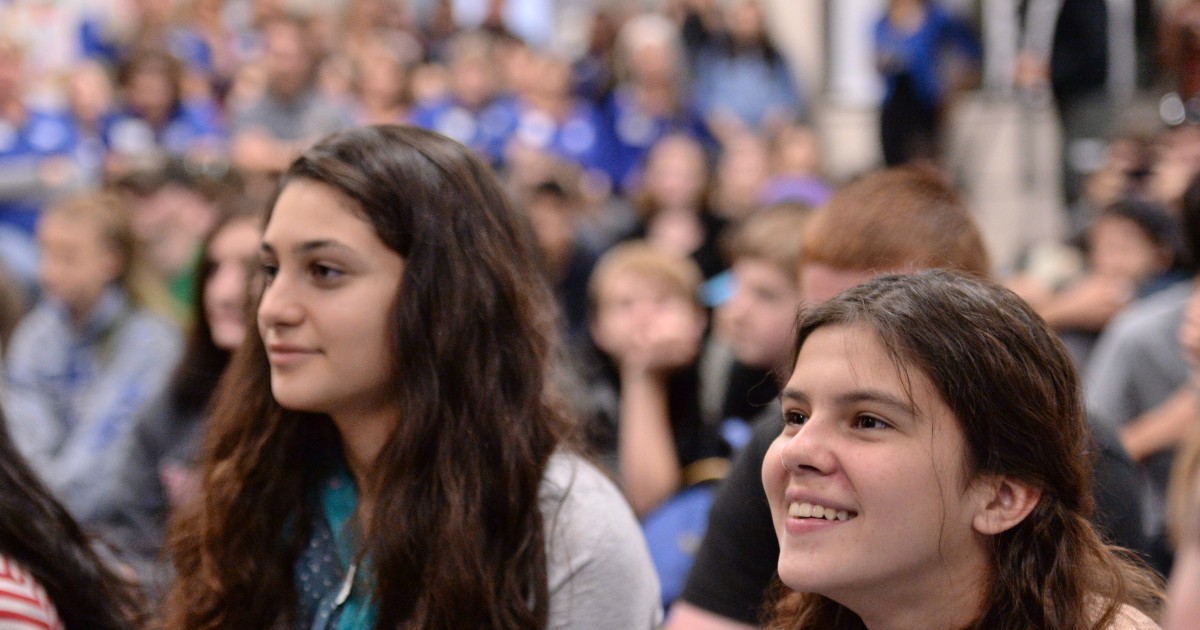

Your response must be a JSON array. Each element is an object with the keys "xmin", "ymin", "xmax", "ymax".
[
  {"xmin": 258, "ymin": 179, "xmax": 405, "ymax": 420},
  {"xmin": 1089, "ymin": 214, "xmax": 1170, "ymax": 283},
  {"xmin": 131, "ymin": 184, "xmax": 216, "ymax": 254},
  {"xmin": 205, "ymin": 217, "xmax": 261, "ymax": 351},
  {"xmin": 451, "ymin": 54, "xmax": 495, "ymax": 110},
  {"xmin": 357, "ymin": 42, "xmax": 408, "ymax": 108},
  {"xmin": 126, "ymin": 64, "xmax": 177, "ymax": 125},
  {"xmin": 718, "ymin": 258, "xmax": 800, "ymax": 370},
  {"xmin": 264, "ymin": 20, "xmax": 314, "ymax": 99},
  {"xmin": 524, "ymin": 54, "xmax": 572, "ymax": 110},
  {"xmin": 590, "ymin": 270, "xmax": 705, "ymax": 362},
  {"xmin": 717, "ymin": 134, "xmax": 769, "ymax": 216},
  {"xmin": 37, "ymin": 214, "xmax": 123, "ymax": 321},
  {"xmin": 68, "ymin": 60, "xmax": 115, "ymax": 125},
  {"xmin": 775, "ymin": 124, "xmax": 821, "ymax": 175},
  {"xmin": 644, "ymin": 136, "xmax": 707, "ymax": 210},
  {"xmin": 629, "ymin": 39, "xmax": 677, "ymax": 85}
]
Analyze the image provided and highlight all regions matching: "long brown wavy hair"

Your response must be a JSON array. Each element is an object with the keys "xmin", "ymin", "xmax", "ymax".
[
  {"xmin": 768, "ymin": 270, "xmax": 1162, "ymax": 630},
  {"xmin": 163, "ymin": 125, "xmax": 576, "ymax": 629}
]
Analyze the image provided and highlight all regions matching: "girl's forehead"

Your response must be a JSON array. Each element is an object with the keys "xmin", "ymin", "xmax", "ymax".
[{"xmin": 797, "ymin": 323, "xmax": 942, "ymax": 407}]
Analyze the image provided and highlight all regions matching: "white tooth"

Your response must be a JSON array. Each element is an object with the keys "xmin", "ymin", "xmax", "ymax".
[
  {"xmin": 823, "ymin": 510, "xmax": 836, "ymax": 521},
  {"xmin": 837, "ymin": 510, "xmax": 849, "ymax": 521},
  {"xmin": 789, "ymin": 502, "xmax": 802, "ymax": 518},
  {"xmin": 810, "ymin": 505, "xmax": 823, "ymax": 519},
  {"xmin": 798, "ymin": 503, "xmax": 813, "ymax": 518}
]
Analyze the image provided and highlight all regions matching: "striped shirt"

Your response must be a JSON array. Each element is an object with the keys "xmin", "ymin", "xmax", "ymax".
[{"xmin": 0, "ymin": 556, "xmax": 63, "ymax": 630}]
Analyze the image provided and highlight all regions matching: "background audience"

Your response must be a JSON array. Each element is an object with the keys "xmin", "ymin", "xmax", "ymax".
[{"xmin": 0, "ymin": 2, "xmax": 1194, "ymax": 627}]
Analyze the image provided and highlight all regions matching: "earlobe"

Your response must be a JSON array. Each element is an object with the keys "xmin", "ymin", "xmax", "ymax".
[{"xmin": 972, "ymin": 476, "xmax": 1042, "ymax": 536}]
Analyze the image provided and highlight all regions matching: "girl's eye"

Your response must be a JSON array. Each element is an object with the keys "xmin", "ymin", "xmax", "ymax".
[
  {"xmin": 311, "ymin": 264, "xmax": 344, "ymax": 281},
  {"xmin": 854, "ymin": 415, "xmax": 891, "ymax": 430},
  {"xmin": 783, "ymin": 410, "xmax": 808, "ymax": 427},
  {"xmin": 260, "ymin": 262, "xmax": 279, "ymax": 283}
]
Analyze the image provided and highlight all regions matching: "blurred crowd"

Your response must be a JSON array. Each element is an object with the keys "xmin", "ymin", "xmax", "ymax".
[{"xmin": 1, "ymin": 0, "xmax": 1200, "ymax": 625}]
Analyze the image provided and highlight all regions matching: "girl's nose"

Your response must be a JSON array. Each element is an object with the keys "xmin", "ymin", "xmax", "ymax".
[
  {"xmin": 778, "ymin": 414, "xmax": 838, "ymax": 476},
  {"xmin": 257, "ymin": 273, "xmax": 303, "ymax": 330}
]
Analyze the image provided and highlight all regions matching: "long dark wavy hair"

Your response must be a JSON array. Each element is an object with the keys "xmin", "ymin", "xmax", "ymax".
[
  {"xmin": 0, "ymin": 408, "xmax": 144, "ymax": 629},
  {"xmin": 163, "ymin": 124, "xmax": 577, "ymax": 629},
  {"xmin": 769, "ymin": 270, "xmax": 1162, "ymax": 630}
]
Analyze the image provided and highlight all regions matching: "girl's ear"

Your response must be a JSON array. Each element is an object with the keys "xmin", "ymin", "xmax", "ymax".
[{"xmin": 971, "ymin": 476, "xmax": 1042, "ymax": 536}]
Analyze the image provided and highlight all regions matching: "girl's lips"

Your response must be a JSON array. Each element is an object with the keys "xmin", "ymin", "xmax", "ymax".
[
  {"xmin": 266, "ymin": 344, "xmax": 318, "ymax": 366},
  {"xmin": 783, "ymin": 513, "xmax": 853, "ymax": 536},
  {"xmin": 782, "ymin": 501, "xmax": 858, "ymax": 536}
]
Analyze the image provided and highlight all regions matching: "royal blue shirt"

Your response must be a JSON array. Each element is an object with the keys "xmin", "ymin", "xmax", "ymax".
[{"xmin": 874, "ymin": 3, "xmax": 982, "ymax": 108}]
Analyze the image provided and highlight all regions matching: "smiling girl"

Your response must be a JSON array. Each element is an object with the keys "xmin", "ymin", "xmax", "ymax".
[
  {"xmin": 163, "ymin": 124, "xmax": 660, "ymax": 629},
  {"xmin": 763, "ymin": 271, "xmax": 1162, "ymax": 630}
]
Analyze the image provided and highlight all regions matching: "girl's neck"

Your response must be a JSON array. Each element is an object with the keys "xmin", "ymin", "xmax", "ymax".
[
  {"xmin": 330, "ymin": 407, "xmax": 398, "ymax": 505},
  {"xmin": 844, "ymin": 554, "xmax": 988, "ymax": 630}
]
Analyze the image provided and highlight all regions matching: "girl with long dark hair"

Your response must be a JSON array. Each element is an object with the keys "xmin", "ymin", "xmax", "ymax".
[
  {"xmin": 764, "ymin": 271, "xmax": 1162, "ymax": 629},
  {"xmin": 164, "ymin": 124, "xmax": 660, "ymax": 629}
]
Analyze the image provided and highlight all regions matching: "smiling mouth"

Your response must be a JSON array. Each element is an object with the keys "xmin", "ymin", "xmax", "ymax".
[{"xmin": 788, "ymin": 501, "xmax": 857, "ymax": 522}]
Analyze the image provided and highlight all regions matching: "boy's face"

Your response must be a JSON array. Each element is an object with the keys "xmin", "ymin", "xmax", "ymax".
[
  {"xmin": 718, "ymin": 258, "xmax": 801, "ymax": 370},
  {"xmin": 37, "ymin": 214, "xmax": 122, "ymax": 318},
  {"xmin": 1090, "ymin": 215, "xmax": 1168, "ymax": 282},
  {"xmin": 591, "ymin": 271, "xmax": 704, "ymax": 361}
]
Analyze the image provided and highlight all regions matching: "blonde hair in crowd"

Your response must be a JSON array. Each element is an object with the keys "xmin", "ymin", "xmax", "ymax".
[{"xmin": 588, "ymin": 240, "xmax": 704, "ymax": 312}]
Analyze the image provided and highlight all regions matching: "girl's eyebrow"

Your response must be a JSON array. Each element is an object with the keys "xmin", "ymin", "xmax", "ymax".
[
  {"xmin": 260, "ymin": 240, "xmax": 352, "ymax": 256},
  {"xmin": 781, "ymin": 388, "xmax": 915, "ymax": 417}
]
